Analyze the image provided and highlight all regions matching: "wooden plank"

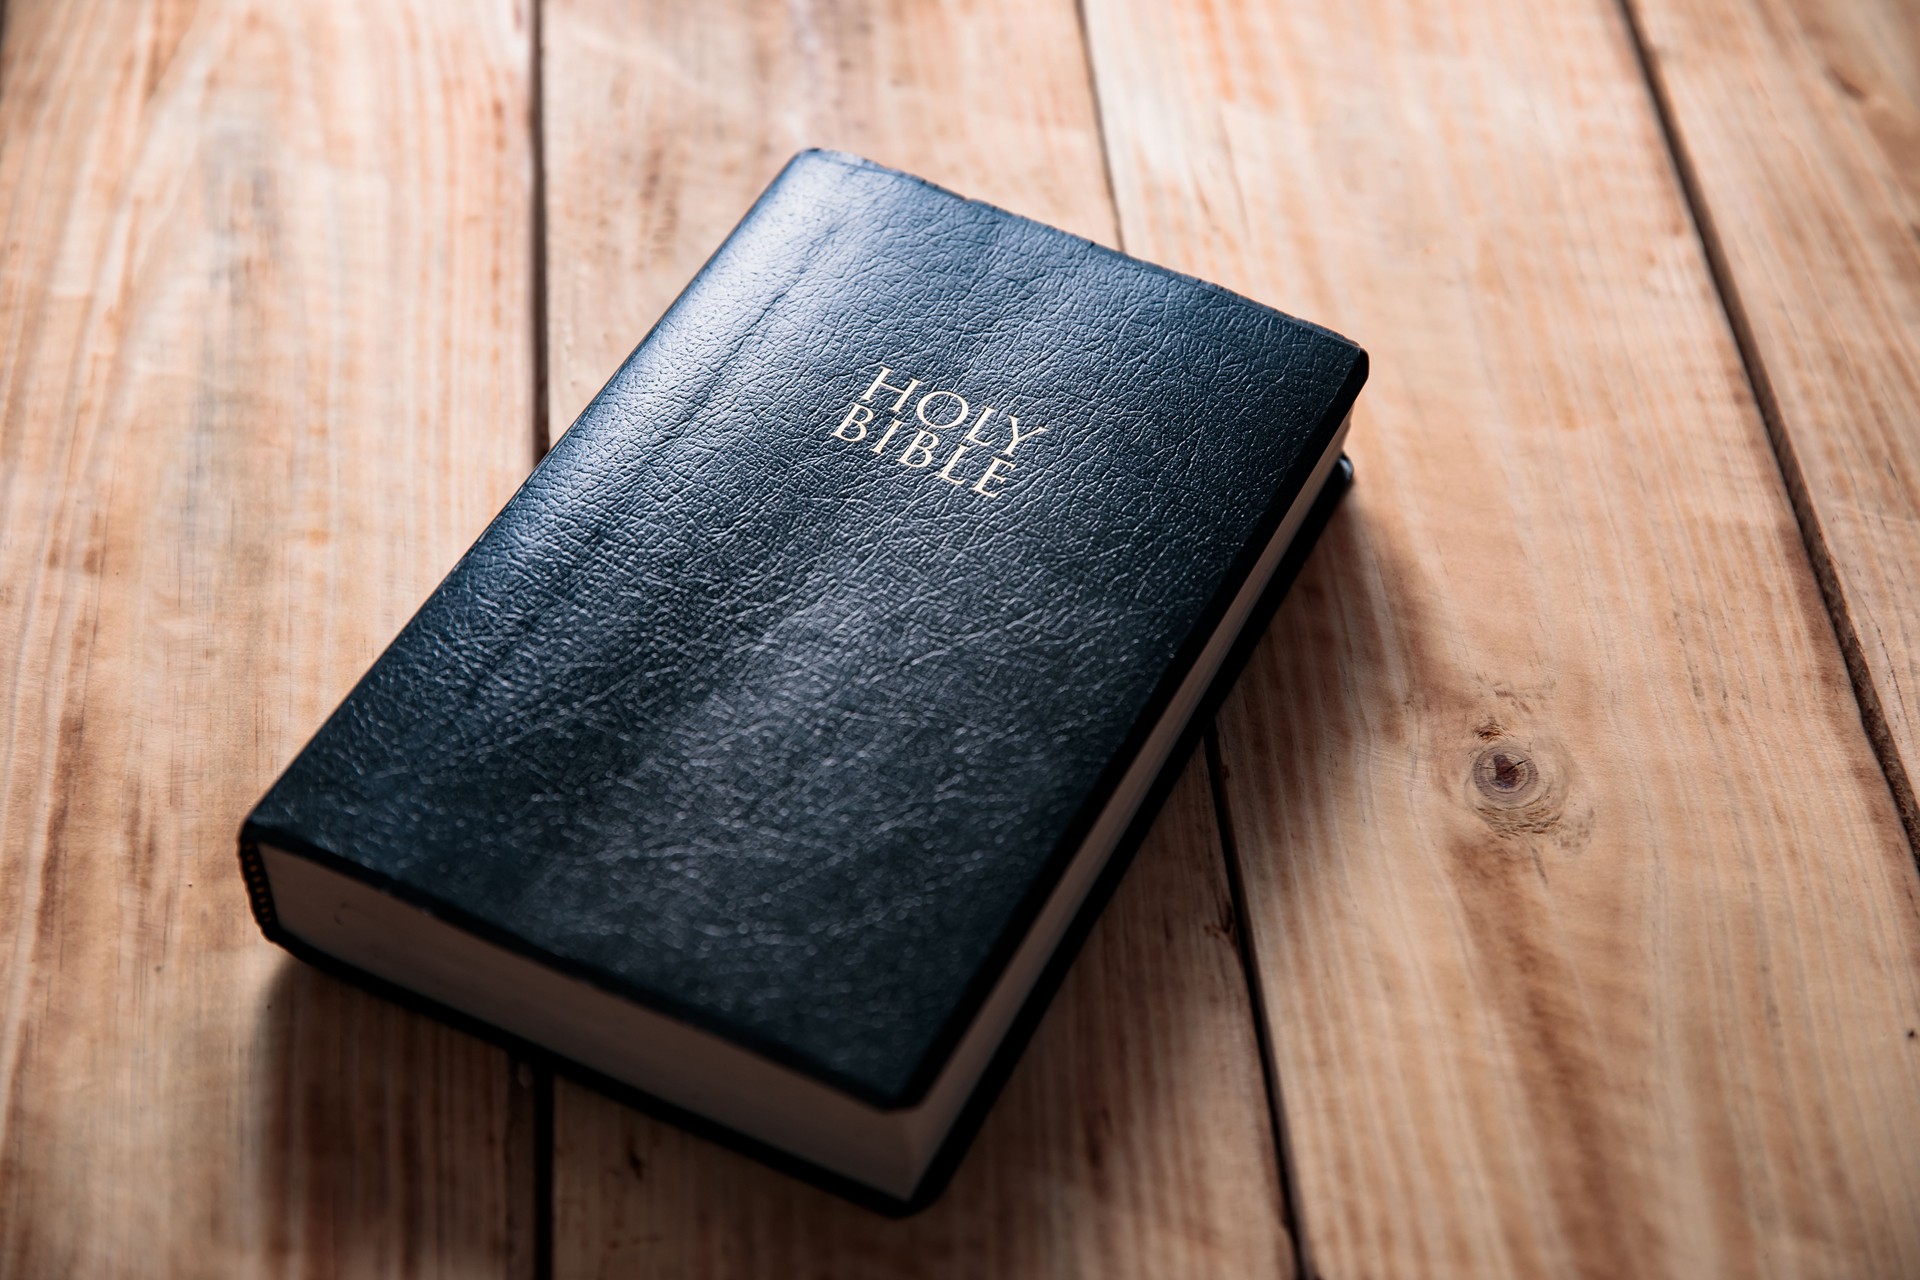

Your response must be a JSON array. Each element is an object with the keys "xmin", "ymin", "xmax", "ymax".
[
  {"xmin": 0, "ymin": 1, "xmax": 535, "ymax": 1274},
  {"xmin": 540, "ymin": 0, "xmax": 1117, "ymax": 432},
  {"xmin": 552, "ymin": 755, "xmax": 1292, "ymax": 1279},
  {"xmin": 540, "ymin": 5, "xmax": 1291, "ymax": 1266},
  {"xmin": 1626, "ymin": 0, "xmax": 1920, "ymax": 839},
  {"xmin": 1083, "ymin": 0, "xmax": 1920, "ymax": 1275}
]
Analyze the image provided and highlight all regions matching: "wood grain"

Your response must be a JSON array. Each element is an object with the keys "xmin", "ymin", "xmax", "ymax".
[
  {"xmin": 1082, "ymin": 0, "xmax": 1920, "ymax": 1275},
  {"xmin": 541, "ymin": 0, "xmax": 1117, "ymax": 433},
  {"xmin": 540, "ymin": 1, "xmax": 1292, "ymax": 1268},
  {"xmin": 0, "ymin": 1, "xmax": 535, "ymax": 1274},
  {"xmin": 1627, "ymin": 0, "xmax": 1920, "ymax": 839},
  {"xmin": 552, "ymin": 755, "xmax": 1292, "ymax": 1280}
]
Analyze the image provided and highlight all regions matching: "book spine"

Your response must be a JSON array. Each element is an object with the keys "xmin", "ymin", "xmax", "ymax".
[{"xmin": 236, "ymin": 836, "xmax": 279, "ymax": 933}]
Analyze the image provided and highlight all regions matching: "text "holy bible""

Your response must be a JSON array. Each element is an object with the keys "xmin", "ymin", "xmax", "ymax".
[{"xmin": 829, "ymin": 365, "xmax": 1047, "ymax": 498}]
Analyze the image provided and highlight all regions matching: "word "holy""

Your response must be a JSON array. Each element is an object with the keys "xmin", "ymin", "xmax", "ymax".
[{"xmin": 829, "ymin": 365, "xmax": 1048, "ymax": 499}]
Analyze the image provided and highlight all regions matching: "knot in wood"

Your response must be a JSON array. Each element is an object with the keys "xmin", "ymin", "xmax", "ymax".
[
  {"xmin": 1467, "ymin": 738, "xmax": 1566, "ymax": 834},
  {"xmin": 1474, "ymin": 745, "xmax": 1539, "ymax": 802}
]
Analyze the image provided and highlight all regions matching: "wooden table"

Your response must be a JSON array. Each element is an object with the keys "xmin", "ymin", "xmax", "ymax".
[{"xmin": 4, "ymin": 0, "xmax": 1918, "ymax": 1275}]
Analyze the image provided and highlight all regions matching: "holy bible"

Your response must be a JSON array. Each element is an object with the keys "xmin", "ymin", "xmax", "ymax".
[{"xmin": 238, "ymin": 150, "xmax": 1367, "ymax": 1211}]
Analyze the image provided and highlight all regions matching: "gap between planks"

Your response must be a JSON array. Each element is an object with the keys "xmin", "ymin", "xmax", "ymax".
[
  {"xmin": 1071, "ymin": 0, "xmax": 1331, "ymax": 1265},
  {"xmin": 530, "ymin": 0, "xmax": 553, "ymax": 461},
  {"xmin": 519, "ymin": 1, "xmax": 557, "ymax": 1276},
  {"xmin": 1612, "ymin": 0, "xmax": 1920, "ymax": 861},
  {"xmin": 1204, "ymin": 726, "xmax": 1314, "ymax": 1280}
]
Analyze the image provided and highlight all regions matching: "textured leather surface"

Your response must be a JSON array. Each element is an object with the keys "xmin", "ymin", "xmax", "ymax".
[{"xmin": 245, "ymin": 151, "xmax": 1366, "ymax": 1106}]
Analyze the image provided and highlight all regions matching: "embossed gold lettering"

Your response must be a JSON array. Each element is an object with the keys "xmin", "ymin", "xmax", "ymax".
[
  {"xmin": 829, "ymin": 364, "xmax": 1045, "ymax": 499},
  {"xmin": 1002, "ymin": 415, "xmax": 1047, "ymax": 456},
  {"xmin": 964, "ymin": 406, "xmax": 998, "ymax": 448},
  {"xmin": 916, "ymin": 390, "xmax": 969, "ymax": 431},
  {"xmin": 863, "ymin": 366, "xmax": 921, "ymax": 413},
  {"xmin": 972, "ymin": 455, "xmax": 1015, "ymax": 497},
  {"xmin": 898, "ymin": 430, "xmax": 940, "ymax": 469},
  {"xmin": 936, "ymin": 445, "xmax": 972, "ymax": 486},
  {"xmin": 833, "ymin": 403, "xmax": 874, "ymax": 442}
]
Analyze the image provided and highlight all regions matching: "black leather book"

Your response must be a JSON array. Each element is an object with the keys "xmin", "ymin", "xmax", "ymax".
[{"xmin": 239, "ymin": 150, "xmax": 1366, "ymax": 1211}]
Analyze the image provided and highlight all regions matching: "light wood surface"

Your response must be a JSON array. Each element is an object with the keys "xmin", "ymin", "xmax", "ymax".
[
  {"xmin": 0, "ymin": 0, "xmax": 536, "ymax": 1274},
  {"xmin": 1082, "ymin": 0, "xmax": 1920, "ymax": 1274},
  {"xmin": 5, "ymin": 0, "xmax": 1920, "ymax": 1275},
  {"xmin": 539, "ymin": 1, "xmax": 1294, "ymax": 1273},
  {"xmin": 541, "ymin": 0, "xmax": 1117, "ymax": 434},
  {"xmin": 1628, "ymin": 0, "xmax": 1920, "ymax": 839}
]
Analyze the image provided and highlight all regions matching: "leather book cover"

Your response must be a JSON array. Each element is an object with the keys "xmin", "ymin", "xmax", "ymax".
[{"xmin": 238, "ymin": 149, "xmax": 1366, "ymax": 1207}]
